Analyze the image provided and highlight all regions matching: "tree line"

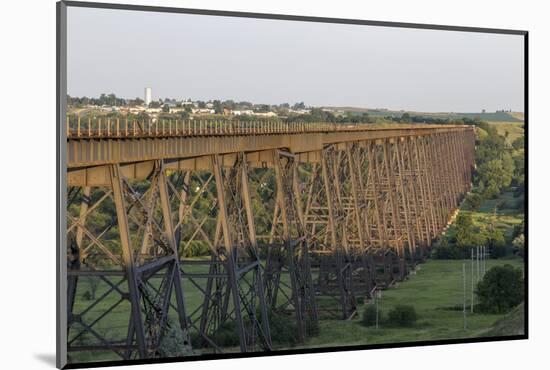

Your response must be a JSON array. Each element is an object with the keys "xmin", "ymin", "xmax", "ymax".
[{"xmin": 433, "ymin": 120, "xmax": 525, "ymax": 259}]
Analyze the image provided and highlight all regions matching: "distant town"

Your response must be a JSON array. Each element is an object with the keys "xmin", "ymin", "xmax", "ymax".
[
  {"xmin": 67, "ymin": 87, "xmax": 347, "ymax": 123},
  {"xmin": 67, "ymin": 87, "xmax": 523, "ymax": 125}
]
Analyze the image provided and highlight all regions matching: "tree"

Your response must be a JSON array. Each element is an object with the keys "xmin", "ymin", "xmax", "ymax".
[
  {"xmin": 476, "ymin": 155, "xmax": 514, "ymax": 198},
  {"xmin": 464, "ymin": 193, "xmax": 483, "ymax": 210},
  {"xmin": 454, "ymin": 213, "xmax": 484, "ymax": 248},
  {"xmin": 292, "ymin": 102, "xmax": 306, "ymax": 110},
  {"xmin": 401, "ymin": 112, "xmax": 411, "ymax": 122},
  {"xmin": 255, "ymin": 104, "xmax": 271, "ymax": 113},
  {"xmin": 107, "ymin": 93, "xmax": 116, "ymax": 106},
  {"xmin": 213, "ymin": 100, "xmax": 223, "ymax": 114},
  {"xmin": 130, "ymin": 97, "xmax": 144, "ymax": 107},
  {"xmin": 476, "ymin": 265, "xmax": 524, "ymax": 313},
  {"xmin": 512, "ymin": 150, "xmax": 525, "ymax": 187},
  {"xmin": 486, "ymin": 226, "xmax": 506, "ymax": 258},
  {"xmin": 150, "ymin": 100, "xmax": 161, "ymax": 108},
  {"xmin": 512, "ymin": 234, "xmax": 525, "ymax": 258}
]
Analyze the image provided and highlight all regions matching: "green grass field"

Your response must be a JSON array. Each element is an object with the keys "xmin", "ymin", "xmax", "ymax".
[
  {"xmin": 71, "ymin": 256, "xmax": 524, "ymax": 362},
  {"xmin": 298, "ymin": 258, "xmax": 524, "ymax": 350}
]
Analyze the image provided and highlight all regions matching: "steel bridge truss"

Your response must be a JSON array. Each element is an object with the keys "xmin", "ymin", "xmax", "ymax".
[
  {"xmin": 66, "ymin": 161, "xmax": 191, "ymax": 361},
  {"xmin": 162, "ymin": 153, "xmax": 272, "ymax": 353},
  {"xmin": 65, "ymin": 128, "xmax": 474, "ymax": 361}
]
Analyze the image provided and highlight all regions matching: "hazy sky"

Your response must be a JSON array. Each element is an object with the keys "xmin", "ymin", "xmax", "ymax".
[{"xmin": 67, "ymin": 7, "xmax": 524, "ymax": 112}]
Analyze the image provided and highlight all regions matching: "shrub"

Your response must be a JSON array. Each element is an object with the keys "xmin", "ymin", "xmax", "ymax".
[
  {"xmin": 476, "ymin": 264, "xmax": 524, "ymax": 314},
  {"xmin": 191, "ymin": 312, "xmax": 303, "ymax": 349},
  {"xmin": 387, "ymin": 305, "xmax": 417, "ymax": 327},
  {"xmin": 361, "ymin": 304, "xmax": 381, "ymax": 327},
  {"xmin": 158, "ymin": 323, "xmax": 193, "ymax": 357},
  {"xmin": 269, "ymin": 313, "xmax": 299, "ymax": 346},
  {"xmin": 464, "ymin": 193, "xmax": 483, "ymax": 211},
  {"xmin": 212, "ymin": 322, "xmax": 240, "ymax": 347}
]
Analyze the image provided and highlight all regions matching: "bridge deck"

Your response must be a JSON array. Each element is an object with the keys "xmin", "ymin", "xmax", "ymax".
[{"xmin": 66, "ymin": 121, "xmax": 474, "ymax": 169}]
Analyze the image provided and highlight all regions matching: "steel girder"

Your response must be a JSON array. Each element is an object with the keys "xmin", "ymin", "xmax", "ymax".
[
  {"xmin": 263, "ymin": 149, "xmax": 319, "ymax": 343},
  {"xmin": 167, "ymin": 153, "xmax": 272, "ymax": 353},
  {"xmin": 302, "ymin": 145, "xmax": 357, "ymax": 319},
  {"xmin": 66, "ymin": 161, "xmax": 191, "ymax": 361}
]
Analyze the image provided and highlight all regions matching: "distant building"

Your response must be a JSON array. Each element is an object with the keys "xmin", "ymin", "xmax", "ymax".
[
  {"xmin": 192, "ymin": 108, "xmax": 215, "ymax": 115},
  {"xmin": 288, "ymin": 108, "xmax": 310, "ymax": 115},
  {"xmin": 145, "ymin": 107, "xmax": 162, "ymax": 114},
  {"xmin": 252, "ymin": 112, "xmax": 278, "ymax": 118},
  {"xmin": 145, "ymin": 87, "xmax": 152, "ymax": 106},
  {"xmin": 233, "ymin": 110, "xmax": 254, "ymax": 116}
]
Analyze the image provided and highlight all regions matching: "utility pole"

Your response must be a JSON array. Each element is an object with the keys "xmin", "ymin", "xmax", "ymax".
[
  {"xmin": 463, "ymin": 263, "xmax": 467, "ymax": 330},
  {"xmin": 375, "ymin": 290, "xmax": 381, "ymax": 329},
  {"xmin": 476, "ymin": 245, "xmax": 480, "ymax": 283},
  {"xmin": 471, "ymin": 248, "xmax": 474, "ymax": 313},
  {"xmin": 482, "ymin": 245, "xmax": 486, "ymax": 276}
]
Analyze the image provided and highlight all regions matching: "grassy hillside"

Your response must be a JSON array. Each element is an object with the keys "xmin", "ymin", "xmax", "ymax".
[
  {"xmin": 509, "ymin": 112, "xmax": 525, "ymax": 121},
  {"xmin": 326, "ymin": 107, "xmax": 524, "ymax": 123},
  {"xmin": 487, "ymin": 121, "xmax": 524, "ymax": 144},
  {"xmin": 481, "ymin": 303, "xmax": 525, "ymax": 337}
]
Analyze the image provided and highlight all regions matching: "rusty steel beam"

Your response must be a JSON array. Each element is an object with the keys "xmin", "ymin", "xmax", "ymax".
[
  {"xmin": 66, "ymin": 124, "xmax": 476, "ymax": 362},
  {"xmin": 265, "ymin": 149, "xmax": 318, "ymax": 342},
  {"xmin": 168, "ymin": 153, "xmax": 272, "ymax": 353},
  {"xmin": 67, "ymin": 161, "xmax": 192, "ymax": 361}
]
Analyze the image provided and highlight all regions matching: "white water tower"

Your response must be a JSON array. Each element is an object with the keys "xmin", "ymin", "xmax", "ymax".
[{"xmin": 144, "ymin": 87, "xmax": 152, "ymax": 106}]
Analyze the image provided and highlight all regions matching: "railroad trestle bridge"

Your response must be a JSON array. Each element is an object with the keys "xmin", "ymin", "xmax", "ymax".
[{"xmin": 64, "ymin": 119, "xmax": 475, "ymax": 361}]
